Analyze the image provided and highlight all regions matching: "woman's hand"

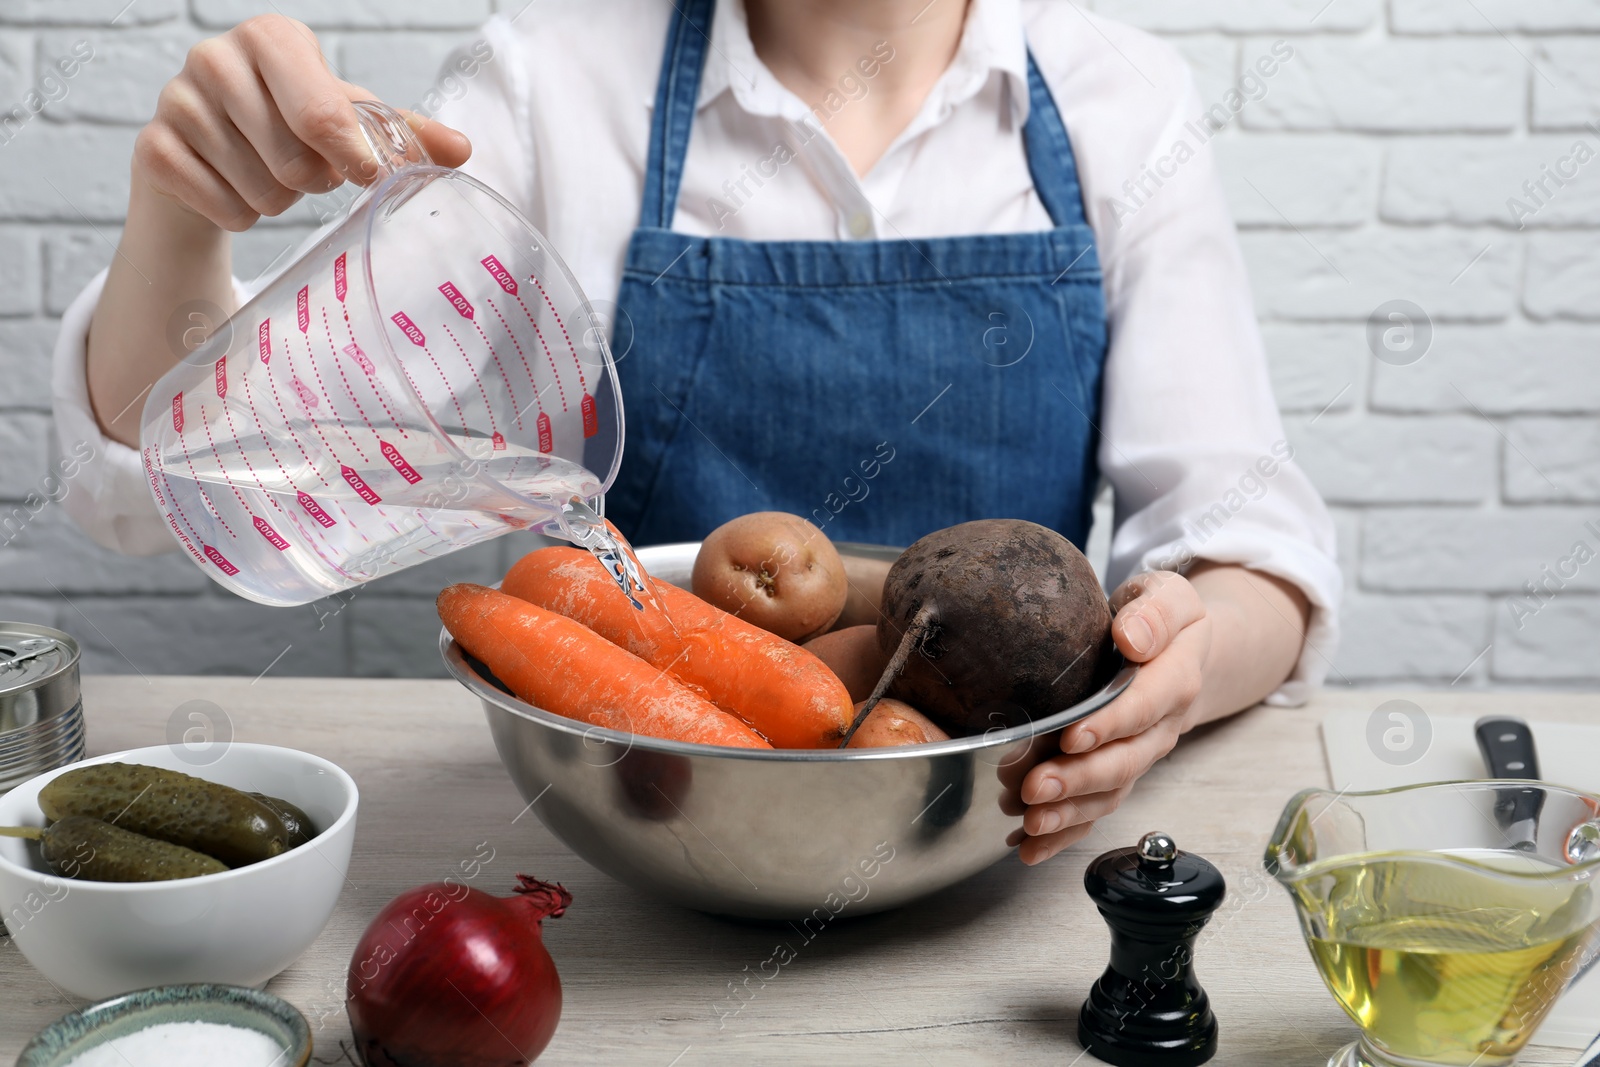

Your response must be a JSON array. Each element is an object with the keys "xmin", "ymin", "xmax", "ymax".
[
  {"xmin": 134, "ymin": 14, "xmax": 470, "ymax": 230},
  {"xmin": 89, "ymin": 14, "xmax": 473, "ymax": 445},
  {"xmin": 1016, "ymin": 570, "xmax": 1210, "ymax": 866}
]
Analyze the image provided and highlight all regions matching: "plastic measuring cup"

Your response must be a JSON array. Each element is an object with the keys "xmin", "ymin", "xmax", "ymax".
[{"xmin": 139, "ymin": 102, "xmax": 622, "ymax": 607}]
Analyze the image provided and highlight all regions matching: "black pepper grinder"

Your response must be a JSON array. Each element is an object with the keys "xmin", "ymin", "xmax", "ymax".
[{"xmin": 1078, "ymin": 830, "xmax": 1226, "ymax": 1066}]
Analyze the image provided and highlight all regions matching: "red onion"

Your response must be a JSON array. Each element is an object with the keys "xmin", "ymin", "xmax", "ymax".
[{"xmin": 347, "ymin": 875, "xmax": 571, "ymax": 1067}]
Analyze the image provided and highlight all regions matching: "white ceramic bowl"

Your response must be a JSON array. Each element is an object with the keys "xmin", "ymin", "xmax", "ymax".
[{"xmin": 0, "ymin": 744, "xmax": 358, "ymax": 999}]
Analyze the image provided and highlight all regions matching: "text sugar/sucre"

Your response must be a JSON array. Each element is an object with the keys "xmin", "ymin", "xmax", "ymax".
[{"xmin": 64, "ymin": 1020, "xmax": 288, "ymax": 1067}]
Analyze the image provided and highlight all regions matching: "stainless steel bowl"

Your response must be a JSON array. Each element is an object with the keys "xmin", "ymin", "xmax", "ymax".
[{"xmin": 442, "ymin": 542, "xmax": 1134, "ymax": 919}]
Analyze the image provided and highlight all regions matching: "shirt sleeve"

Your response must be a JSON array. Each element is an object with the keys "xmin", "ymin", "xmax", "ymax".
[
  {"xmin": 50, "ymin": 268, "xmax": 256, "ymax": 556},
  {"xmin": 1078, "ymin": 26, "xmax": 1343, "ymax": 705}
]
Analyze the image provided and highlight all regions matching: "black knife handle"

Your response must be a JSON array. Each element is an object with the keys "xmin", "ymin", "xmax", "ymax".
[
  {"xmin": 1475, "ymin": 715, "xmax": 1545, "ymax": 847},
  {"xmin": 1475, "ymin": 716, "xmax": 1540, "ymax": 779}
]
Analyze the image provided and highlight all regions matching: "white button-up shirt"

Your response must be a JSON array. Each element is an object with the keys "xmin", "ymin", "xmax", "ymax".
[{"xmin": 49, "ymin": 0, "xmax": 1340, "ymax": 701}]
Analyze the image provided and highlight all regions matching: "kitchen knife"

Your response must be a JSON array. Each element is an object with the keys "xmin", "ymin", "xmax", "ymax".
[
  {"xmin": 1474, "ymin": 715, "xmax": 1544, "ymax": 851},
  {"xmin": 1473, "ymin": 714, "xmax": 1600, "ymax": 1038}
]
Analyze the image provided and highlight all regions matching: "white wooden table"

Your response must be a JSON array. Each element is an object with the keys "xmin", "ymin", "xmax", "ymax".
[{"xmin": 2, "ymin": 678, "xmax": 1591, "ymax": 1066}]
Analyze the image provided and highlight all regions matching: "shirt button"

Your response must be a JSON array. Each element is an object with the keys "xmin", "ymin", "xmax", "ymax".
[{"xmin": 847, "ymin": 212, "xmax": 872, "ymax": 239}]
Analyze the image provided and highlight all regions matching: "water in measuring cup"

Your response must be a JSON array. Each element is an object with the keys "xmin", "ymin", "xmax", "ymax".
[
  {"xmin": 148, "ymin": 426, "xmax": 670, "ymax": 617},
  {"xmin": 146, "ymin": 427, "xmax": 592, "ymax": 603}
]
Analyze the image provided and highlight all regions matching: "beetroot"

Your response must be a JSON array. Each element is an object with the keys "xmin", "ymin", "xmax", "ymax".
[{"xmin": 840, "ymin": 519, "xmax": 1113, "ymax": 743}]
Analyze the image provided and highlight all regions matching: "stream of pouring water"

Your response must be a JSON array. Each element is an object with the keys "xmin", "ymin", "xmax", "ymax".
[{"xmin": 552, "ymin": 497, "xmax": 674, "ymax": 625}]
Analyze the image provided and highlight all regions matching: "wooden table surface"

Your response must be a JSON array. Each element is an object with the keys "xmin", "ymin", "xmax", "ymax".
[{"xmin": 2, "ymin": 678, "xmax": 1594, "ymax": 1066}]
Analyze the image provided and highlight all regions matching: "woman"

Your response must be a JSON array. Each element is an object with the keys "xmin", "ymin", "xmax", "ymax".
[{"xmin": 51, "ymin": 0, "xmax": 1339, "ymax": 865}]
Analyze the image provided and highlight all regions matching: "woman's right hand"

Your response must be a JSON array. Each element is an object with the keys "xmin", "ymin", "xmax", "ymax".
[
  {"xmin": 134, "ymin": 14, "xmax": 471, "ymax": 231},
  {"xmin": 84, "ymin": 15, "xmax": 472, "ymax": 448}
]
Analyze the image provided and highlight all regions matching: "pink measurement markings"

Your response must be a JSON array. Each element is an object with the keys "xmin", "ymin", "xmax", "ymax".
[
  {"xmin": 219, "ymin": 373, "xmax": 289, "ymax": 525},
  {"xmin": 391, "ymin": 311, "xmax": 426, "ymax": 347},
  {"xmin": 341, "ymin": 465, "xmax": 382, "ymax": 505},
  {"xmin": 280, "ymin": 337, "xmax": 353, "ymax": 476},
  {"xmin": 195, "ymin": 388, "xmax": 254, "ymax": 518},
  {"xmin": 439, "ymin": 323, "xmax": 498, "ymax": 437},
  {"xmin": 473, "ymin": 316, "xmax": 523, "ymax": 428},
  {"xmin": 290, "ymin": 375, "xmax": 318, "ymax": 413},
  {"xmin": 484, "ymin": 296, "xmax": 542, "ymax": 428},
  {"xmin": 530, "ymin": 275, "xmax": 599, "ymax": 439},
  {"xmin": 334, "ymin": 252, "xmax": 348, "ymax": 303},
  {"xmin": 441, "ymin": 282, "xmax": 522, "ymax": 429},
  {"xmin": 159, "ymin": 467, "xmax": 206, "ymax": 554},
  {"xmin": 297, "ymin": 285, "xmax": 310, "ymax": 333},
  {"xmin": 259, "ymin": 331, "xmax": 332, "ymax": 488},
  {"xmin": 537, "ymin": 411, "xmax": 552, "ymax": 453},
  {"xmin": 167, "ymin": 514, "xmax": 202, "ymax": 564},
  {"xmin": 345, "ymin": 343, "xmax": 374, "ymax": 374},
  {"xmin": 410, "ymin": 327, "xmax": 471, "ymax": 439},
  {"xmin": 381, "ymin": 440, "xmax": 423, "ymax": 483},
  {"xmin": 258, "ymin": 320, "xmax": 272, "ymax": 366},
  {"xmin": 506, "ymin": 285, "xmax": 567, "ymax": 412},
  {"xmin": 299, "ymin": 328, "xmax": 369, "ymax": 463},
  {"xmin": 171, "ymin": 403, "xmax": 234, "ymax": 536},
  {"xmin": 481, "ymin": 255, "xmax": 517, "ymax": 295},
  {"xmin": 438, "ymin": 281, "xmax": 474, "ymax": 319},
  {"xmin": 203, "ymin": 544, "xmax": 240, "ymax": 576},
  {"xmin": 214, "ymin": 357, "xmax": 227, "ymax": 399},
  {"xmin": 441, "ymin": 319, "xmax": 496, "ymax": 435},
  {"xmin": 253, "ymin": 516, "xmax": 290, "ymax": 551},
  {"xmin": 528, "ymin": 275, "xmax": 587, "ymax": 392},
  {"xmin": 393, "ymin": 309, "xmax": 470, "ymax": 436},
  {"xmin": 336, "ymin": 305, "xmax": 408, "ymax": 440},
  {"xmin": 298, "ymin": 493, "xmax": 336, "ymax": 527},
  {"xmin": 322, "ymin": 310, "xmax": 381, "ymax": 458},
  {"xmin": 581, "ymin": 393, "xmax": 597, "ymax": 438},
  {"xmin": 142, "ymin": 446, "xmax": 166, "ymax": 508}
]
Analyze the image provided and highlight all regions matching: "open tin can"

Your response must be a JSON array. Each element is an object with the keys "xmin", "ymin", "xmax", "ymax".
[{"xmin": 0, "ymin": 623, "xmax": 86, "ymax": 795}]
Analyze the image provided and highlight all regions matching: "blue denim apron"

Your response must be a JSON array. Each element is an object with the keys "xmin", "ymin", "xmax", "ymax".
[{"xmin": 607, "ymin": 0, "xmax": 1109, "ymax": 548}]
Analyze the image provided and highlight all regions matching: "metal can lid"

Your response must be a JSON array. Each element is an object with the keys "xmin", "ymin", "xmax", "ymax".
[{"xmin": 0, "ymin": 623, "xmax": 81, "ymax": 697}]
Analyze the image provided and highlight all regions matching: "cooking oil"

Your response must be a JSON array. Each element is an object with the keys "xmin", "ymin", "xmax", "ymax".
[{"xmin": 1295, "ymin": 849, "xmax": 1595, "ymax": 1065}]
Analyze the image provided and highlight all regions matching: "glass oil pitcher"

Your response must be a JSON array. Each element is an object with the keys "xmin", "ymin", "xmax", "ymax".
[{"xmin": 1266, "ymin": 781, "xmax": 1600, "ymax": 1067}]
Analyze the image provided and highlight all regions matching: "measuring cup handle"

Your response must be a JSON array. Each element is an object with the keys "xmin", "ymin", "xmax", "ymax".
[{"xmin": 351, "ymin": 100, "xmax": 433, "ymax": 180}]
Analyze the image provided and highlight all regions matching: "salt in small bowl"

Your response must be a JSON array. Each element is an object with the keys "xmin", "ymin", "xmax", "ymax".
[{"xmin": 16, "ymin": 983, "xmax": 312, "ymax": 1067}]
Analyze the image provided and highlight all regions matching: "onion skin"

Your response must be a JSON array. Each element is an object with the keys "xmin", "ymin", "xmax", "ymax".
[{"xmin": 348, "ymin": 875, "xmax": 571, "ymax": 1067}]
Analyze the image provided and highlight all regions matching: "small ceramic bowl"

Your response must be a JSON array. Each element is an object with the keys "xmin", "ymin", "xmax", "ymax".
[
  {"xmin": 0, "ymin": 743, "xmax": 358, "ymax": 999},
  {"xmin": 16, "ymin": 983, "xmax": 312, "ymax": 1066}
]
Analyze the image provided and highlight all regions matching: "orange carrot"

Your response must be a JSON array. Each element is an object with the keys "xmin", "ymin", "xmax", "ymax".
[
  {"xmin": 502, "ymin": 548, "xmax": 854, "ymax": 749},
  {"xmin": 437, "ymin": 583, "xmax": 770, "ymax": 749}
]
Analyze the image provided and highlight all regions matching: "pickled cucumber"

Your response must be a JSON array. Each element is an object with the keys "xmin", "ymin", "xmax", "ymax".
[
  {"xmin": 250, "ymin": 792, "xmax": 315, "ymax": 847},
  {"xmin": 39, "ymin": 763, "xmax": 293, "ymax": 868},
  {"xmin": 0, "ymin": 818, "xmax": 228, "ymax": 881}
]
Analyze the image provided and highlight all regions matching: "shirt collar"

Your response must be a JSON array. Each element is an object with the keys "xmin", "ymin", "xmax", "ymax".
[{"xmin": 696, "ymin": 0, "xmax": 1031, "ymax": 125}]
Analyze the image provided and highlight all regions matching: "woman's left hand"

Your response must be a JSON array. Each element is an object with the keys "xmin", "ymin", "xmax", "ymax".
[{"xmin": 1016, "ymin": 570, "xmax": 1212, "ymax": 866}]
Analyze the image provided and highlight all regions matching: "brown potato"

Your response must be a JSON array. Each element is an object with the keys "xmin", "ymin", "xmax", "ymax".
[
  {"xmin": 803, "ymin": 625, "xmax": 886, "ymax": 703},
  {"xmin": 845, "ymin": 699, "xmax": 951, "ymax": 749},
  {"xmin": 692, "ymin": 512, "xmax": 847, "ymax": 642},
  {"xmin": 831, "ymin": 554, "xmax": 894, "ymax": 631}
]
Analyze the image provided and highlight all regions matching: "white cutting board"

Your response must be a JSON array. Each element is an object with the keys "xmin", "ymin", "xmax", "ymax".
[{"xmin": 1322, "ymin": 708, "xmax": 1600, "ymax": 1049}]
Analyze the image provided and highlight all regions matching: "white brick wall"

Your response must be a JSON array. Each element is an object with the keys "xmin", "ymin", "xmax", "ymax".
[{"xmin": 0, "ymin": 0, "xmax": 1595, "ymax": 688}]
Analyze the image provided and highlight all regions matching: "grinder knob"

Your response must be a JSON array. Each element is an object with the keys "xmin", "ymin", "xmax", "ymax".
[{"xmin": 1078, "ymin": 830, "xmax": 1226, "ymax": 1066}]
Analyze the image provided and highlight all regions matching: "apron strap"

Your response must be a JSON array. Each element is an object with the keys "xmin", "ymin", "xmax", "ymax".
[
  {"xmin": 1021, "ymin": 51, "xmax": 1090, "ymax": 229},
  {"xmin": 640, "ymin": 2, "xmax": 1091, "ymax": 233},
  {"xmin": 640, "ymin": 0, "xmax": 715, "ymax": 230}
]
